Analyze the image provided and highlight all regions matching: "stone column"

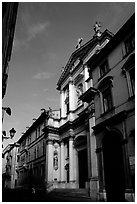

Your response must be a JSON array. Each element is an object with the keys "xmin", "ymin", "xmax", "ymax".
[
  {"xmin": 60, "ymin": 141, "xmax": 65, "ymax": 182},
  {"xmin": 60, "ymin": 90, "xmax": 66, "ymax": 118},
  {"xmin": 69, "ymin": 78, "xmax": 75, "ymax": 111},
  {"xmin": 73, "ymin": 146, "xmax": 78, "ymax": 186},
  {"xmin": 46, "ymin": 140, "xmax": 53, "ymax": 189},
  {"xmin": 89, "ymin": 116, "xmax": 99, "ymax": 200},
  {"xmin": 69, "ymin": 137, "xmax": 74, "ymax": 182},
  {"xmin": 84, "ymin": 64, "xmax": 89, "ymax": 92}
]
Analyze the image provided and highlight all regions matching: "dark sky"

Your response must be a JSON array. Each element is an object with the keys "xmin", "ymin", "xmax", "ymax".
[{"xmin": 2, "ymin": 2, "xmax": 135, "ymax": 147}]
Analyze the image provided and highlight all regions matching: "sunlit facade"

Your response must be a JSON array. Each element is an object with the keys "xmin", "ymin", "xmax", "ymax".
[{"xmin": 3, "ymin": 13, "xmax": 134, "ymax": 202}]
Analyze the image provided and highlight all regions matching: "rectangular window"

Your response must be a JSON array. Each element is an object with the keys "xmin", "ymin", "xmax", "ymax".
[
  {"xmin": 41, "ymin": 164, "xmax": 45, "ymax": 178},
  {"xmin": 102, "ymin": 87, "xmax": 113, "ymax": 113},
  {"xmin": 35, "ymin": 129, "xmax": 37, "ymax": 140},
  {"xmin": 22, "ymin": 139, "xmax": 26, "ymax": 149},
  {"xmin": 42, "ymin": 141, "xmax": 45, "ymax": 155},
  {"xmin": 34, "ymin": 148, "xmax": 36, "ymax": 159},
  {"xmin": 125, "ymin": 34, "xmax": 135, "ymax": 55},
  {"xmin": 65, "ymin": 86, "xmax": 69, "ymax": 114},
  {"xmin": 129, "ymin": 68, "xmax": 135, "ymax": 96},
  {"xmin": 38, "ymin": 126, "xmax": 41, "ymax": 137},
  {"xmin": 100, "ymin": 60, "xmax": 109, "ymax": 77},
  {"xmin": 66, "ymin": 103, "xmax": 69, "ymax": 113}
]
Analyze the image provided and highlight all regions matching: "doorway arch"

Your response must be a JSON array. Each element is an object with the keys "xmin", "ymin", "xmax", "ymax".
[
  {"xmin": 74, "ymin": 135, "xmax": 88, "ymax": 188},
  {"xmin": 102, "ymin": 130, "xmax": 125, "ymax": 201}
]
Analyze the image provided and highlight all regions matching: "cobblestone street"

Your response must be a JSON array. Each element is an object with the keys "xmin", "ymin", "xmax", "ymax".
[{"xmin": 2, "ymin": 188, "xmax": 96, "ymax": 202}]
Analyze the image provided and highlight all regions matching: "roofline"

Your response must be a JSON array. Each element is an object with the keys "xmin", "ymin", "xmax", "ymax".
[
  {"xmin": 57, "ymin": 29, "xmax": 113, "ymax": 89},
  {"xmin": 17, "ymin": 110, "xmax": 49, "ymax": 143},
  {"xmin": 87, "ymin": 13, "xmax": 135, "ymax": 68}
]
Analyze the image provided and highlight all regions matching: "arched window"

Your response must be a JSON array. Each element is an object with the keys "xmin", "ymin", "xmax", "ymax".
[
  {"xmin": 98, "ymin": 76, "xmax": 114, "ymax": 114},
  {"xmin": 122, "ymin": 53, "xmax": 135, "ymax": 98},
  {"xmin": 64, "ymin": 85, "xmax": 69, "ymax": 114}
]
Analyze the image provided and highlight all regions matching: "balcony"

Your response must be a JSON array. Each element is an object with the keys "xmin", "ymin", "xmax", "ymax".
[
  {"xmin": 23, "ymin": 163, "xmax": 28, "ymax": 170},
  {"xmin": 79, "ymin": 87, "xmax": 97, "ymax": 103},
  {"xmin": 24, "ymin": 145, "xmax": 29, "ymax": 153}
]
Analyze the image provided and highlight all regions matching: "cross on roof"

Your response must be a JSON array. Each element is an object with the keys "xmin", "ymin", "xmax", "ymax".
[{"xmin": 94, "ymin": 21, "xmax": 102, "ymax": 37}]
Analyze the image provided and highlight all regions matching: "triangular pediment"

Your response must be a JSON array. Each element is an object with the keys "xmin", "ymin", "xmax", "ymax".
[{"xmin": 57, "ymin": 29, "xmax": 113, "ymax": 89}]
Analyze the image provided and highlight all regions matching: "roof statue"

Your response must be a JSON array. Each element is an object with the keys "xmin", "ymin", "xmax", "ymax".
[
  {"xmin": 94, "ymin": 21, "xmax": 102, "ymax": 37},
  {"xmin": 75, "ymin": 38, "xmax": 83, "ymax": 49},
  {"xmin": 61, "ymin": 67, "xmax": 65, "ymax": 73}
]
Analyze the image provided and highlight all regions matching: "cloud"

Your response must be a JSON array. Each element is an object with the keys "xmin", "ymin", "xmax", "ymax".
[
  {"xmin": 47, "ymin": 97, "xmax": 58, "ymax": 102},
  {"xmin": 32, "ymin": 72, "xmax": 54, "ymax": 80},
  {"xmin": 27, "ymin": 22, "xmax": 50, "ymax": 41},
  {"xmin": 33, "ymin": 93, "xmax": 38, "ymax": 97},
  {"xmin": 43, "ymin": 88, "xmax": 49, "ymax": 92},
  {"xmin": 13, "ymin": 38, "xmax": 28, "ymax": 51},
  {"xmin": 13, "ymin": 21, "xmax": 49, "ymax": 52}
]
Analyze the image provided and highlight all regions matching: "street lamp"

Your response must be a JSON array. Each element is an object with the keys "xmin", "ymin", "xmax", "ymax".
[
  {"xmin": 9, "ymin": 128, "xmax": 16, "ymax": 139},
  {"xmin": 2, "ymin": 107, "xmax": 11, "ymax": 123},
  {"xmin": 2, "ymin": 128, "xmax": 16, "ymax": 141}
]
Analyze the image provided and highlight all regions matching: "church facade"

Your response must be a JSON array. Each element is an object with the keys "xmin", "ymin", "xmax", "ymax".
[
  {"xmin": 4, "ymin": 14, "xmax": 134, "ymax": 202},
  {"xmin": 54, "ymin": 25, "xmax": 113, "ymax": 200}
]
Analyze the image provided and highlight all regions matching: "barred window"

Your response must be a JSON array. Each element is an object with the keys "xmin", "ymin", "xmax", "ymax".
[
  {"xmin": 125, "ymin": 34, "xmax": 135, "ymax": 55},
  {"xmin": 102, "ymin": 86, "xmax": 113, "ymax": 113},
  {"xmin": 98, "ymin": 76, "xmax": 114, "ymax": 115},
  {"xmin": 100, "ymin": 59, "xmax": 109, "ymax": 78}
]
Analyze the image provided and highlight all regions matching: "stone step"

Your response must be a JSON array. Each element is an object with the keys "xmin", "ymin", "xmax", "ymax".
[{"xmin": 49, "ymin": 188, "xmax": 90, "ymax": 199}]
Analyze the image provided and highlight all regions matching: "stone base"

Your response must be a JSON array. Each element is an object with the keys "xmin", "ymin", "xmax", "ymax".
[
  {"xmin": 99, "ymin": 189, "xmax": 135, "ymax": 202},
  {"xmin": 89, "ymin": 177, "xmax": 99, "ymax": 201},
  {"xmin": 125, "ymin": 189, "xmax": 135, "ymax": 202},
  {"xmin": 98, "ymin": 189, "xmax": 107, "ymax": 201},
  {"xmin": 46, "ymin": 181, "xmax": 54, "ymax": 192},
  {"xmin": 46, "ymin": 180, "xmax": 78, "ymax": 191}
]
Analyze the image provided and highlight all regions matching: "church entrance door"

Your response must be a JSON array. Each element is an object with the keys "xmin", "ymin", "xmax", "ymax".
[
  {"xmin": 102, "ymin": 131, "xmax": 125, "ymax": 201},
  {"xmin": 78, "ymin": 148, "xmax": 88, "ymax": 188}
]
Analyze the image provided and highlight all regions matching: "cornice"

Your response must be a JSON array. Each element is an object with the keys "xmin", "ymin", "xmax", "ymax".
[
  {"xmin": 43, "ymin": 125, "xmax": 59, "ymax": 135},
  {"xmin": 17, "ymin": 111, "xmax": 49, "ymax": 143},
  {"xmin": 92, "ymin": 110, "xmax": 127, "ymax": 134},
  {"xmin": 57, "ymin": 30, "xmax": 113, "ymax": 89}
]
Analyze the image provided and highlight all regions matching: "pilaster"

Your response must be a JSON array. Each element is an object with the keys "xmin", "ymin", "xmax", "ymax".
[
  {"xmin": 69, "ymin": 78, "xmax": 75, "ymax": 112},
  {"xmin": 60, "ymin": 90, "xmax": 66, "ymax": 118},
  {"xmin": 60, "ymin": 141, "xmax": 65, "ymax": 182},
  {"xmin": 69, "ymin": 137, "xmax": 74, "ymax": 182},
  {"xmin": 46, "ymin": 140, "xmax": 54, "ymax": 186}
]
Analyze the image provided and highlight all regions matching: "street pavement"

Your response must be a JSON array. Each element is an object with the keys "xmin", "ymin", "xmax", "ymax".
[{"xmin": 2, "ymin": 187, "xmax": 97, "ymax": 202}]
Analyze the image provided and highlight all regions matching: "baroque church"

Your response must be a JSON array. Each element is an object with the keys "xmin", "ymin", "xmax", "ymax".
[{"xmin": 3, "ymin": 14, "xmax": 135, "ymax": 202}]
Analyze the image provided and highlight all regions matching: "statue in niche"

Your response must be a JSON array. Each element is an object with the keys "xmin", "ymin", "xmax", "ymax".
[
  {"xmin": 76, "ymin": 83, "xmax": 83, "ymax": 98},
  {"xmin": 53, "ymin": 150, "xmax": 58, "ymax": 170}
]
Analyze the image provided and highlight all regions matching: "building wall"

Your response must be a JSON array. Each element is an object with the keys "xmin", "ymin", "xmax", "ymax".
[
  {"xmin": 2, "ymin": 3, "xmax": 18, "ymax": 98},
  {"xmin": 2, "ymin": 144, "xmax": 19, "ymax": 189},
  {"xmin": 91, "ymin": 18, "xmax": 135, "ymax": 201}
]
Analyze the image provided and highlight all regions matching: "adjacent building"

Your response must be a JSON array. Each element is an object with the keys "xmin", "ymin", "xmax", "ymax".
[
  {"xmin": 16, "ymin": 109, "xmax": 60, "ymax": 190},
  {"xmin": 82, "ymin": 13, "xmax": 135, "ymax": 201},
  {"xmin": 2, "ymin": 143, "xmax": 20, "ymax": 189},
  {"xmin": 2, "ymin": 2, "xmax": 18, "ymax": 99}
]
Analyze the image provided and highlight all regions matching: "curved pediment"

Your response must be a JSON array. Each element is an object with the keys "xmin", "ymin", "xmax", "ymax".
[
  {"xmin": 122, "ymin": 53, "xmax": 135, "ymax": 71},
  {"xmin": 97, "ymin": 76, "xmax": 113, "ymax": 91},
  {"xmin": 73, "ymin": 134, "xmax": 87, "ymax": 148}
]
